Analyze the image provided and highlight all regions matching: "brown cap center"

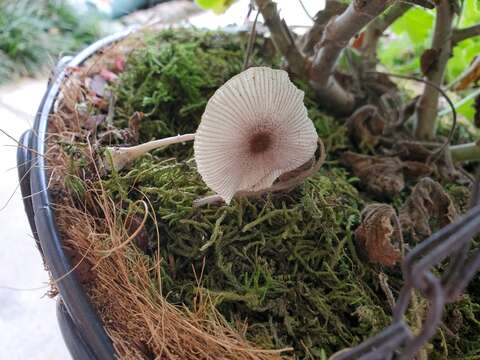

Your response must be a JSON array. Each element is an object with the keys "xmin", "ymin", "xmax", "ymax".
[{"xmin": 249, "ymin": 131, "xmax": 272, "ymax": 154}]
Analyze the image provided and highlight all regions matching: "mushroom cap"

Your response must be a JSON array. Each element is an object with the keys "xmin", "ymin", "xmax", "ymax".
[{"xmin": 194, "ymin": 67, "xmax": 318, "ymax": 204}]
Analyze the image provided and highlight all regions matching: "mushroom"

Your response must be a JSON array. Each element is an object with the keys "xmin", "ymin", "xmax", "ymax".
[
  {"xmin": 104, "ymin": 67, "xmax": 319, "ymax": 205},
  {"xmin": 194, "ymin": 67, "xmax": 318, "ymax": 204}
]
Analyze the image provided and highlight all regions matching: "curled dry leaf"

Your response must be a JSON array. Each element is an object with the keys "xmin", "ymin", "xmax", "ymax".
[
  {"xmin": 128, "ymin": 111, "xmax": 144, "ymax": 144},
  {"xmin": 400, "ymin": 177, "xmax": 458, "ymax": 241},
  {"xmin": 342, "ymin": 152, "xmax": 432, "ymax": 197},
  {"xmin": 346, "ymin": 105, "xmax": 385, "ymax": 149},
  {"xmin": 355, "ymin": 203, "xmax": 402, "ymax": 267},
  {"xmin": 342, "ymin": 152, "xmax": 404, "ymax": 197}
]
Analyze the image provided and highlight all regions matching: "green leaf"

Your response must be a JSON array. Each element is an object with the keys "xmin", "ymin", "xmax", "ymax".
[
  {"xmin": 457, "ymin": 97, "xmax": 476, "ymax": 120},
  {"xmin": 194, "ymin": 0, "xmax": 235, "ymax": 13},
  {"xmin": 391, "ymin": 7, "xmax": 434, "ymax": 45},
  {"xmin": 460, "ymin": 0, "xmax": 480, "ymax": 27}
]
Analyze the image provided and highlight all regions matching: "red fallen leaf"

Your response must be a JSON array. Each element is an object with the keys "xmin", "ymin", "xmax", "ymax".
[
  {"xmin": 352, "ymin": 31, "xmax": 365, "ymax": 49},
  {"xmin": 355, "ymin": 203, "xmax": 402, "ymax": 267},
  {"xmin": 115, "ymin": 56, "xmax": 125, "ymax": 72},
  {"xmin": 100, "ymin": 68, "xmax": 119, "ymax": 82}
]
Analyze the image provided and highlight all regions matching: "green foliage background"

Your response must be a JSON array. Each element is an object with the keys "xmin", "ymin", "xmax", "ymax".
[
  {"xmin": 379, "ymin": 0, "xmax": 480, "ymax": 121},
  {"xmin": 0, "ymin": 0, "xmax": 102, "ymax": 84}
]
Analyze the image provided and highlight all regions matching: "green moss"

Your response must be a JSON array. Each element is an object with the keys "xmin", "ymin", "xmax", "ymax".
[{"xmin": 66, "ymin": 29, "xmax": 480, "ymax": 358}]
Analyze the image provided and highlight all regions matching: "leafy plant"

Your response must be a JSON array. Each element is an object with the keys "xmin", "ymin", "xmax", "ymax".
[{"xmin": 0, "ymin": 0, "xmax": 102, "ymax": 84}]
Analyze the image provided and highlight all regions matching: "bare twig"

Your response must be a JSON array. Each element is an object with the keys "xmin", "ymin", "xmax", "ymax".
[
  {"xmin": 414, "ymin": 0, "xmax": 454, "ymax": 140},
  {"xmin": 452, "ymin": 24, "xmax": 480, "ymax": 45},
  {"xmin": 361, "ymin": 2, "xmax": 411, "ymax": 71},
  {"xmin": 370, "ymin": 71, "xmax": 457, "ymax": 161},
  {"xmin": 309, "ymin": 0, "xmax": 393, "ymax": 115},
  {"xmin": 255, "ymin": 0, "xmax": 306, "ymax": 77},
  {"xmin": 298, "ymin": 1, "xmax": 348, "ymax": 56},
  {"xmin": 297, "ymin": 0, "xmax": 314, "ymax": 22},
  {"xmin": 450, "ymin": 140, "xmax": 480, "ymax": 163},
  {"xmin": 448, "ymin": 56, "xmax": 480, "ymax": 91},
  {"xmin": 243, "ymin": 10, "xmax": 260, "ymax": 70}
]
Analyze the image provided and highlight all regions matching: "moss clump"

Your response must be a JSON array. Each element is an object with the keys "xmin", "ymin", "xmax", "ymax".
[
  {"xmin": 103, "ymin": 155, "xmax": 399, "ymax": 357},
  {"xmin": 112, "ymin": 29, "xmax": 279, "ymax": 144},
  {"xmin": 62, "ymin": 29, "xmax": 480, "ymax": 358}
]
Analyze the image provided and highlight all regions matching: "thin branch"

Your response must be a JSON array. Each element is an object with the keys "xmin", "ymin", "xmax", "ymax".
[
  {"xmin": 361, "ymin": 2, "xmax": 411, "ymax": 70},
  {"xmin": 372, "ymin": 71, "xmax": 457, "ymax": 160},
  {"xmin": 309, "ymin": 0, "xmax": 393, "ymax": 115},
  {"xmin": 297, "ymin": 0, "xmax": 314, "ymax": 22},
  {"xmin": 452, "ymin": 24, "xmax": 480, "ymax": 45},
  {"xmin": 450, "ymin": 141, "xmax": 480, "ymax": 163},
  {"xmin": 243, "ymin": 10, "xmax": 260, "ymax": 70},
  {"xmin": 298, "ymin": 0, "xmax": 348, "ymax": 56},
  {"xmin": 414, "ymin": 0, "xmax": 454, "ymax": 140},
  {"xmin": 449, "ymin": 56, "xmax": 480, "ymax": 91},
  {"xmin": 255, "ymin": 0, "xmax": 306, "ymax": 77}
]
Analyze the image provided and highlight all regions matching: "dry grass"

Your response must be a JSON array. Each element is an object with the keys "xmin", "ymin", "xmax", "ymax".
[{"xmin": 44, "ymin": 34, "xmax": 292, "ymax": 360}]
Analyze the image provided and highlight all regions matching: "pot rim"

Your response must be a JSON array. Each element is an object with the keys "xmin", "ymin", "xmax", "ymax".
[{"xmin": 26, "ymin": 28, "xmax": 137, "ymax": 360}]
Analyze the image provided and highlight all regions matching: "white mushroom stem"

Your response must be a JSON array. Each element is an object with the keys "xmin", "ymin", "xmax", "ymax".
[{"xmin": 105, "ymin": 133, "xmax": 195, "ymax": 171}]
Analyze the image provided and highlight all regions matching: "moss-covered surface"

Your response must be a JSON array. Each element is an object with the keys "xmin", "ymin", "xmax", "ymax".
[{"xmin": 66, "ymin": 29, "xmax": 480, "ymax": 358}]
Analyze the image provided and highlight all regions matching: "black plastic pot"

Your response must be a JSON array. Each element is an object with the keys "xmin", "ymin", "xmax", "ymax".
[{"xmin": 16, "ymin": 29, "xmax": 136, "ymax": 360}]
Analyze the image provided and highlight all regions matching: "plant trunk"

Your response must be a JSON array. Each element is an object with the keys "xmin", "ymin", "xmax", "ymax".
[
  {"xmin": 414, "ymin": 0, "xmax": 453, "ymax": 140},
  {"xmin": 309, "ymin": 0, "xmax": 392, "ymax": 115}
]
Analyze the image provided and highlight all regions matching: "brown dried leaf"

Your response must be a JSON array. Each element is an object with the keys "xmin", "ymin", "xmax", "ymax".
[
  {"xmin": 342, "ymin": 152, "xmax": 405, "ymax": 197},
  {"xmin": 420, "ymin": 48, "xmax": 439, "ymax": 76},
  {"xmin": 128, "ymin": 111, "xmax": 144, "ymax": 144},
  {"xmin": 346, "ymin": 105, "xmax": 385, "ymax": 149},
  {"xmin": 454, "ymin": 56, "xmax": 480, "ymax": 91},
  {"xmin": 355, "ymin": 203, "xmax": 402, "ymax": 266},
  {"xmin": 400, "ymin": 177, "xmax": 458, "ymax": 241}
]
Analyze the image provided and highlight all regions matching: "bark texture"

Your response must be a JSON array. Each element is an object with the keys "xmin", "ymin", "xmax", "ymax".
[
  {"xmin": 256, "ymin": 0, "xmax": 306, "ymax": 77},
  {"xmin": 452, "ymin": 24, "xmax": 480, "ymax": 45},
  {"xmin": 309, "ymin": 0, "xmax": 393, "ymax": 114},
  {"xmin": 414, "ymin": 0, "xmax": 454, "ymax": 140}
]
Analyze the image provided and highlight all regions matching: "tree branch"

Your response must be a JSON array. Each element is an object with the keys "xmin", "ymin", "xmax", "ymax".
[
  {"xmin": 255, "ymin": 0, "xmax": 306, "ymax": 77},
  {"xmin": 361, "ymin": 2, "xmax": 411, "ymax": 70},
  {"xmin": 309, "ymin": 0, "xmax": 393, "ymax": 115},
  {"xmin": 297, "ymin": 0, "xmax": 348, "ymax": 56},
  {"xmin": 452, "ymin": 24, "xmax": 480, "ymax": 45},
  {"xmin": 414, "ymin": 0, "xmax": 454, "ymax": 140},
  {"xmin": 450, "ymin": 140, "xmax": 480, "ymax": 163}
]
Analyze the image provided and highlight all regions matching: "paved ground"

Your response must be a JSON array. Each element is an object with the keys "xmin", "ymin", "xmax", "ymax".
[
  {"xmin": 0, "ymin": 1, "xmax": 318, "ymax": 359},
  {"xmin": 0, "ymin": 78, "xmax": 70, "ymax": 359}
]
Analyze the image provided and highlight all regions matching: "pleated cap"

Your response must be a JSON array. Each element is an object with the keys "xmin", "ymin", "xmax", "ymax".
[{"xmin": 194, "ymin": 67, "xmax": 318, "ymax": 204}]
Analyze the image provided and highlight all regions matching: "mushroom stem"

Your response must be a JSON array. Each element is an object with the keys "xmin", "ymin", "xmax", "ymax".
[{"xmin": 105, "ymin": 133, "xmax": 195, "ymax": 171}]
